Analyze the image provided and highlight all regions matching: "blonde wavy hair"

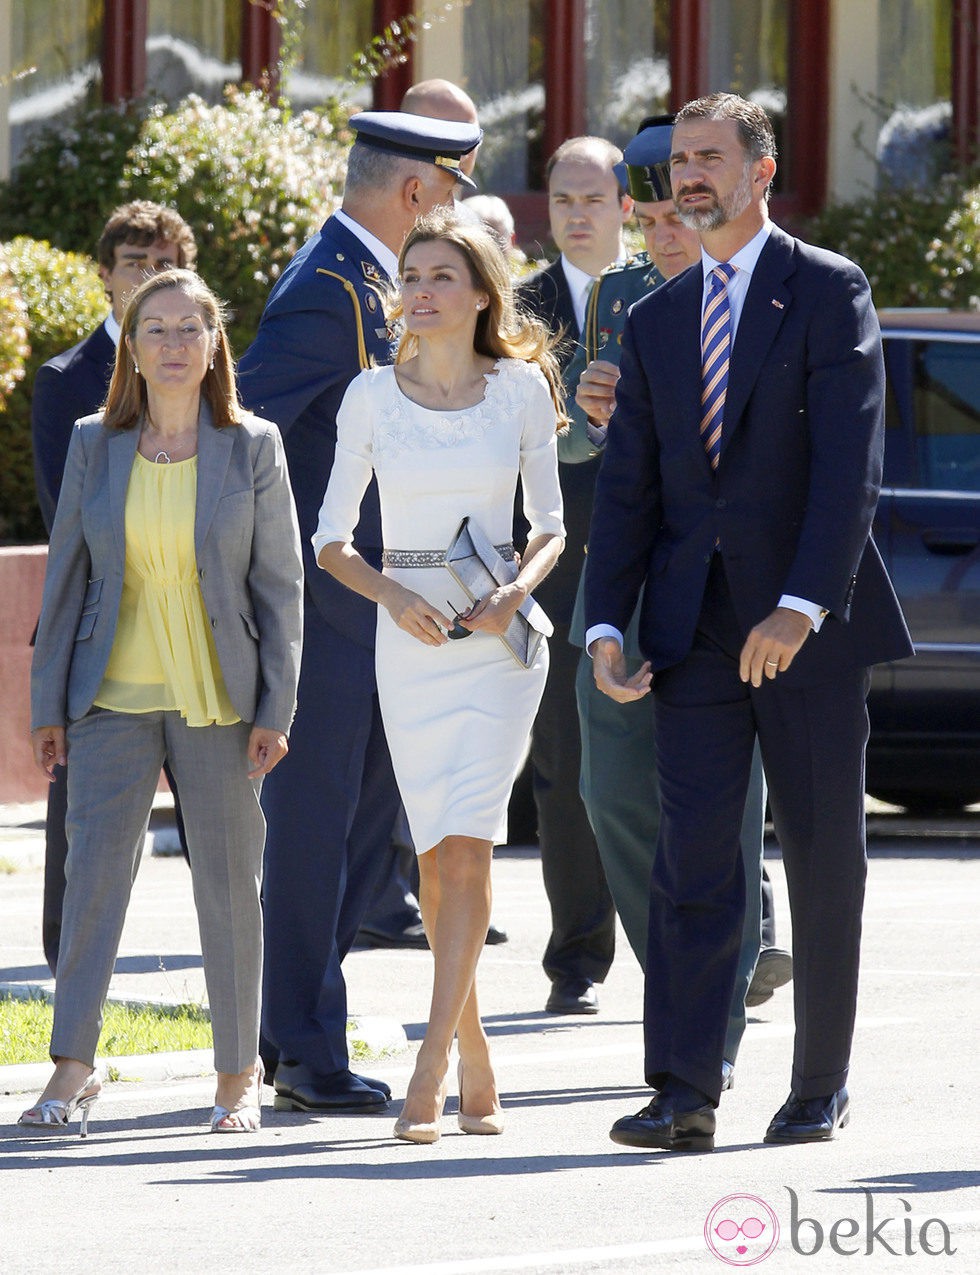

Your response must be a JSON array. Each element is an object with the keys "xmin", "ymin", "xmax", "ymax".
[
  {"xmin": 394, "ymin": 208, "xmax": 568, "ymax": 429},
  {"xmin": 103, "ymin": 268, "xmax": 241, "ymax": 431}
]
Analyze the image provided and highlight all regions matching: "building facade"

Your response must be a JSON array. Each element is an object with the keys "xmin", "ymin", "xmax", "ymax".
[{"xmin": 1, "ymin": 0, "xmax": 977, "ymax": 240}]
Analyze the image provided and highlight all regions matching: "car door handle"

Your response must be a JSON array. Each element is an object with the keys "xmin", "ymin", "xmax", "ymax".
[{"xmin": 921, "ymin": 528, "xmax": 980, "ymax": 555}]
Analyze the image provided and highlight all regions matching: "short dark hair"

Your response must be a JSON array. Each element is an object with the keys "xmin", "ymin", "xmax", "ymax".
[
  {"xmin": 674, "ymin": 93, "xmax": 777, "ymax": 166},
  {"xmin": 97, "ymin": 201, "xmax": 197, "ymax": 271},
  {"xmin": 545, "ymin": 136, "xmax": 627, "ymax": 198}
]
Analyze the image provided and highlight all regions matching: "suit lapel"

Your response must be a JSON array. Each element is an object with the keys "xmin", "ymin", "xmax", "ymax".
[
  {"xmin": 721, "ymin": 227, "xmax": 795, "ymax": 460},
  {"xmin": 194, "ymin": 401, "xmax": 233, "ymax": 559},
  {"xmin": 659, "ymin": 269, "xmax": 709, "ymax": 469},
  {"xmin": 108, "ymin": 425, "xmax": 139, "ymax": 560},
  {"xmin": 549, "ymin": 260, "xmax": 580, "ymax": 338}
]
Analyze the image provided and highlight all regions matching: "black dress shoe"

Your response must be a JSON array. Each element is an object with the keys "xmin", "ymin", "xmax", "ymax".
[
  {"xmin": 273, "ymin": 1062, "xmax": 389, "ymax": 1112},
  {"xmin": 356, "ymin": 921, "xmax": 429, "ymax": 949},
  {"xmin": 354, "ymin": 1072, "xmax": 392, "ymax": 1100},
  {"xmin": 545, "ymin": 978, "xmax": 599, "ymax": 1015},
  {"xmin": 764, "ymin": 1087, "xmax": 849, "ymax": 1143},
  {"xmin": 485, "ymin": 923, "xmax": 508, "ymax": 945},
  {"xmin": 610, "ymin": 1093, "xmax": 715, "ymax": 1152},
  {"xmin": 746, "ymin": 947, "xmax": 793, "ymax": 1007}
]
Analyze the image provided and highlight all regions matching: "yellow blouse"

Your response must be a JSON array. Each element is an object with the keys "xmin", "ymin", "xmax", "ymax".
[{"xmin": 93, "ymin": 453, "xmax": 239, "ymax": 727}]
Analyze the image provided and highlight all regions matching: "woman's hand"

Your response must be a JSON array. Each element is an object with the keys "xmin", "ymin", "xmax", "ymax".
[
  {"xmin": 31, "ymin": 726, "xmax": 67, "ymax": 780},
  {"xmin": 383, "ymin": 583, "xmax": 453, "ymax": 646},
  {"xmin": 460, "ymin": 582, "xmax": 528, "ymax": 636},
  {"xmin": 247, "ymin": 727, "xmax": 288, "ymax": 778}
]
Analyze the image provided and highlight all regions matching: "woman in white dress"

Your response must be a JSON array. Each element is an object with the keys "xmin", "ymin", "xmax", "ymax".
[{"xmin": 314, "ymin": 210, "xmax": 565, "ymax": 1144}]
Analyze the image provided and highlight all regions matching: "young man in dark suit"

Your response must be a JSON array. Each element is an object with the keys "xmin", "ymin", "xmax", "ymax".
[
  {"xmin": 31, "ymin": 200, "xmax": 196, "ymax": 975},
  {"xmin": 585, "ymin": 94, "xmax": 912, "ymax": 1149},
  {"xmin": 238, "ymin": 112, "xmax": 481, "ymax": 1113},
  {"xmin": 517, "ymin": 136, "xmax": 632, "ymax": 1016}
]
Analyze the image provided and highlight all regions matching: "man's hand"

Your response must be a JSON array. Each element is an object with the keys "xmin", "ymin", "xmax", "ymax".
[
  {"xmin": 591, "ymin": 636, "xmax": 652, "ymax": 702},
  {"xmin": 575, "ymin": 359, "xmax": 620, "ymax": 427},
  {"xmin": 739, "ymin": 606, "xmax": 814, "ymax": 687}
]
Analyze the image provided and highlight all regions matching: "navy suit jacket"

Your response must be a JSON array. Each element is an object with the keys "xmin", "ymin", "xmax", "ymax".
[
  {"xmin": 585, "ymin": 223, "xmax": 912, "ymax": 685},
  {"xmin": 238, "ymin": 214, "xmax": 394, "ymax": 649},
  {"xmin": 32, "ymin": 322, "xmax": 116, "ymax": 534},
  {"xmin": 519, "ymin": 257, "xmax": 600, "ymax": 625}
]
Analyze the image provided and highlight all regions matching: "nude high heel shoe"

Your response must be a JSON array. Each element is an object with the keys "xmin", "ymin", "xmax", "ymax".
[
  {"xmin": 393, "ymin": 1077, "xmax": 448, "ymax": 1145},
  {"xmin": 210, "ymin": 1061, "xmax": 264, "ymax": 1133},
  {"xmin": 18, "ymin": 1069, "xmax": 102, "ymax": 1138},
  {"xmin": 457, "ymin": 1061, "xmax": 504, "ymax": 1135}
]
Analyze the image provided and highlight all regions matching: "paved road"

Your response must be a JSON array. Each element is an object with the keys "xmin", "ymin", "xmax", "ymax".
[{"xmin": 1, "ymin": 811, "xmax": 978, "ymax": 1274}]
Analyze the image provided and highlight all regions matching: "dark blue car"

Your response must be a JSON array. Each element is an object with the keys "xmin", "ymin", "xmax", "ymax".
[{"xmin": 869, "ymin": 310, "xmax": 980, "ymax": 811}]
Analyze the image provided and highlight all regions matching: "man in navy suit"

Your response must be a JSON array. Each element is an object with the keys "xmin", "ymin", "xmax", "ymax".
[
  {"xmin": 517, "ymin": 136, "xmax": 632, "ymax": 1017},
  {"xmin": 238, "ymin": 111, "xmax": 482, "ymax": 1112},
  {"xmin": 31, "ymin": 200, "xmax": 196, "ymax": 975},
  {"xmin": 585, "ymin": 94, "xmax": 912, "ymax": 1149}
]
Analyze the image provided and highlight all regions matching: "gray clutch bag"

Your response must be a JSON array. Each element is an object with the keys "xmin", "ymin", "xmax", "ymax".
[{"xmin": 444, "ymin": 517, "xmax": 553, "ymax": 668}]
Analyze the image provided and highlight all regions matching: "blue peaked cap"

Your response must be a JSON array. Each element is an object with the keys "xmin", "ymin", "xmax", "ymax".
[{"xmin": 350, "ymin": 111, "xmax": 483, "ymax": 190}]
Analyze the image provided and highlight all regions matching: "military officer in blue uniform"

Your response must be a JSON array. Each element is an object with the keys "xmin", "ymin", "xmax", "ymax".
[
  {"xmin": 566, "ymin": 118, "xmax": 788, "ymax": 1082},
  {"xmin": 238, "ymin": 111, "xmax": 482, "ymax": 1112}
]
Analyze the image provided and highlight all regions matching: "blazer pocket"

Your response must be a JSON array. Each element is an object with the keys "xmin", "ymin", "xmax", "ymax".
[
  {"xmin": 84, "ymin": 577, "xmax": 103, "ymax": 607},
  {"xmin": 240, "ymin": 611, "xmax": 260, "ymax": 640},
  {"xmin": 75, "ymin": 609, "xmax": 98, "ymax": 641}
]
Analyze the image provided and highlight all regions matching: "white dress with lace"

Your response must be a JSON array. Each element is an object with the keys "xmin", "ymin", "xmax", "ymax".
[{"xmin": 313, "ymin": 358, "xmax": 564, "ymax": 853}]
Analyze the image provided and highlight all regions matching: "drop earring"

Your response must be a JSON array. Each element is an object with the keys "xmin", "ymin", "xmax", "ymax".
[{"xmin": 133, "ymin": 361, "xmax": 140, "ymax": 376}]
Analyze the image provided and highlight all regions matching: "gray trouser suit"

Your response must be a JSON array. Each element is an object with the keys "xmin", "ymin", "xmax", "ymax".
[{"xmin": 53, "ymin": 707, "xmax": 265, "ymax": 1075}]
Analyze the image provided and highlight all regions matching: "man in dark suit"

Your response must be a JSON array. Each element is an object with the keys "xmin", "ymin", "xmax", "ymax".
[
  {"xmin": 518, "ymin": 136, "xmax": 632, "ymax": 1016},
  {"xmin": 585, "ymin": 94, "xmax": 912, "ymax": 1150},
  {"xmin": 31, "ymin": 200, "xmax": 196, "ymax": 975},
  {"xmin": 238, "ymin": 111, "xmax": 482, "ymax": 1112}
]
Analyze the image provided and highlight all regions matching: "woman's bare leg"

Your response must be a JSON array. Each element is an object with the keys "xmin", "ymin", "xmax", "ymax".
[{"xmin": 401, "ymin": 835, "xmax": 493, "ymax": 1125}]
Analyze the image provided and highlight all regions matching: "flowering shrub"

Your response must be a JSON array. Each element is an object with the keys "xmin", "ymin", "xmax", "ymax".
[
  {"xmin": 806, "ymin": 172, "xmax": 980, "ymax": 309},
  {"xmin": 0, "ymin": 101, "xmax": 146, "ymax": 256},
  {"xmin": 119, "ymin": 88, "xmax": 350, "ymax": 352},
  {"xmin": 928, "ymin": 185, "xmax": 980, "ymax": 310},
  {"xmin": 0, "ymin": 238, "xmax": 106, "ymax": 543},
  {"xmin": 0, "ymin": 247, "xmax": 29, "ymax": 411}
]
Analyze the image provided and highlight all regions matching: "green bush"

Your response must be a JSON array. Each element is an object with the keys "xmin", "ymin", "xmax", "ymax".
[
  {"xmin": 806, "ymin": 171, "xmax": 980, "ymax": 309},
  {"xmin": 0, "ymin": 247, "xmax": 30, "ymax": 410},
  {"xmin": 0, "ymin": 100, "xmax": 146, "ymax": 256},
  {"xmin": 0, "ymin": 238, "xmax": 106, "ymax": 544},
  {"xmin": 118, "ymin": 88, "xmax": 351, "ymax": 352},
  {"xmin": 928, "ymin": 185, "xmax": 980, "ymax": 309}
]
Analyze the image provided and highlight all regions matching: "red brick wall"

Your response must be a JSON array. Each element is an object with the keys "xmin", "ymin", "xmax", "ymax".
[{"xmin": 0, "ymin": 546, "xmax": 48, "ymax": 803}]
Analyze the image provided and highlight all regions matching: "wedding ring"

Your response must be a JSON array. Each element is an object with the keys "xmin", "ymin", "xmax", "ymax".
[{"xmin": 765, "ymin": 659, "xmax": 779, "ymax": 667}]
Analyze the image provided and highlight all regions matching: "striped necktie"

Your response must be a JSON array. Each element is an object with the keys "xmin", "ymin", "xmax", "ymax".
[{"xmin": 700, "ymin": 262, "xmax": 738, "ymax": 470}]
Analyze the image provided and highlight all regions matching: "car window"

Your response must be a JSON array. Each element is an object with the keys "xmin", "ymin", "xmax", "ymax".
[{"xmin": 884, "ymin": 337, "xmax": 980, "ymax": 493}]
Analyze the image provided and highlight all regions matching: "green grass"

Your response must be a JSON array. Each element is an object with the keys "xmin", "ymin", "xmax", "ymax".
[{"xmin": 0, "ymin": 995, "xmax": 213, "ymax": 1066}]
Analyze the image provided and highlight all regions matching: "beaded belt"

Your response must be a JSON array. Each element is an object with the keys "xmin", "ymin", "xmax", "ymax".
[{"xmin": 382, "ymin": 542, "xmax": 515, "ymax": 568}]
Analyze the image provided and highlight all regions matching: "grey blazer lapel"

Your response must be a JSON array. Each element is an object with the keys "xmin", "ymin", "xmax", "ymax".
[
  {"xmin": 194, "ymin": 401, "xmax": 234, "ymax": 559},
  {"xmin": 108, "ymin": 425, "xmax": 140, "ymax": 560},
  {"xmin": 721, "ymin": 228, "xmax": 795, "ymax": 456}
]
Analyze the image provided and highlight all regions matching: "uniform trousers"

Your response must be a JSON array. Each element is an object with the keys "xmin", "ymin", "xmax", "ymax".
[
  {"xmin": 532, "ymin": 623, "xmax": 616, "ymax": 986},
  {"xmin": 576, "ymin": 647, "xmax": 767, "ymax": 1061},
  {"xmin": 260, "ymin": 604, "xmax": 401, "ymax": 1077},
  {"xmin": 52, "ymin": 707, "xmax": 264, "ymax": 1074},
  {"xmin": 646, "ymin": 557, "xmax": 870, "ymax": 1105}
]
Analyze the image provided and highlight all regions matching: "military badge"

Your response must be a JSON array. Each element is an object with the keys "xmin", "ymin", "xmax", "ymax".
[
  {"xmin": 611, "ymin": 298, "xmax": 624, "ymax": 315},
  {"xmin": 362, "ymin": 260, "xmax": 384, "ymax": 283},
  {"xmin": 365, "ymin": 291, "xmax": 378, "ymax": 313}
]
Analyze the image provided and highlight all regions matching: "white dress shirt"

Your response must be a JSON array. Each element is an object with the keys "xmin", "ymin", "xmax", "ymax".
[{"xmin": 586, "ymin": 218, "xmax": 825, "ymax": 654}]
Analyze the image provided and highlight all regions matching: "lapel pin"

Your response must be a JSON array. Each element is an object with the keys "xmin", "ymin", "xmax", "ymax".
[{"xmin": 771, "ymin": 298, "xmax": 785, "ymax": 310}]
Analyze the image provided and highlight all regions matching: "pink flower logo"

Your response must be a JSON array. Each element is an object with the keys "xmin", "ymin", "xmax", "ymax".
[{"xmin": 705, "ymin": 1193, "xmax": 780, "ymax": 1265}]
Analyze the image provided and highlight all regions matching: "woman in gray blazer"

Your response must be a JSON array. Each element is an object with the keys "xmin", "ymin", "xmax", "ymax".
[{"xmin": 21, "ymin": 270, "xmax": 303, "ymax": 1136}]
